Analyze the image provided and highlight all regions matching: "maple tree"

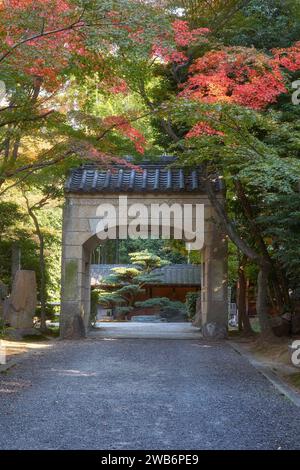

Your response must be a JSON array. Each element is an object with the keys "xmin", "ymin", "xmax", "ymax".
[
  {"xmin": 0, "ymin": 0, "xmax": 86, "ymax": 89},
  {"xmin": 0, "ymin": 0, "xmax": 173, "ymax": 191},
  {"xmin": 152, "ymin": 19, "xmax": 210, "ymax": 64},
  {"xmin": 181, "ymin": 49, "xmax": 287, "ymax": 110},
  {"xmin": 175, "ymin": 44, "xmax": 300, "ymax": 139}
]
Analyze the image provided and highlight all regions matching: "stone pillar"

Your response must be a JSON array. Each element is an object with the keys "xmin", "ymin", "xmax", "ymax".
[
  {"xmin": 81, "ymin": 247, "xmax": 92, "ymax": 330},
  {"xmin": 192, "ymin": 294, "xmax": 202, "ymax": 328},
  {"xmin": 60, "ymin": 255, "xmax": 87, "ymax": 339},
  {"xmin": 60, "ymin": 200, "xmax": 87, "ymax": 339},
  {"xmin": 201, "ymin": 209, "xmax": 228, "ymax": 339}
]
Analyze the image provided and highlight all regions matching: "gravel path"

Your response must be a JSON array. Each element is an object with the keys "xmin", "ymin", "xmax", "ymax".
[{"xmin": 0, "ymin": 335, "xmax": 299, "ymax": 450}]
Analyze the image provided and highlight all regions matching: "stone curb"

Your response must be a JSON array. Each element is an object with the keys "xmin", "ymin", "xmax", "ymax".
[
  {"xmin": 0, "ymin": 345, "xmax": 37, "ymax": 373},
  {"xmin": 0, "ymin": 338, "xmax": 55, "ymax": 374},
  {"xmin": 229, "ymin": 341, "xmax": 300, "ymax": 408},
  {"xmin": 0, "ymin": 358, "xmax": 19, "ymax": 373}
]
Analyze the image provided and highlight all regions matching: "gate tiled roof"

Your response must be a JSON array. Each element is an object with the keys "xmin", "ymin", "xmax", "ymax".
[{"xmin": 65, "ymin": 157, "xmax": 221, "ymax": 193}]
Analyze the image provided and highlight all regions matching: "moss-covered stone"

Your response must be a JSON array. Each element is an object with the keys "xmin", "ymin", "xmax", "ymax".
[{"xmin": 64, "ymin": 259, "xmax": 78, "ymax": 300}]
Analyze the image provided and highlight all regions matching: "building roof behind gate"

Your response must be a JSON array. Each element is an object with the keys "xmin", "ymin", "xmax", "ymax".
[{"xmin": 91, "ymin": 263, "xmax": 201, "ymax": 287}]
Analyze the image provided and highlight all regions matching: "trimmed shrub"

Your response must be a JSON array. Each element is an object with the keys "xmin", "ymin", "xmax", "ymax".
[{"xmin": 186, "ymin": 292, "xmax": 200, "ymax": 320}]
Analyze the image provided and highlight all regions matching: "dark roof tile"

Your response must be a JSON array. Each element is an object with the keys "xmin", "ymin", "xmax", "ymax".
[{"xmin": 65, "ymin": 158, "xmax": 221, "ymax": 193}]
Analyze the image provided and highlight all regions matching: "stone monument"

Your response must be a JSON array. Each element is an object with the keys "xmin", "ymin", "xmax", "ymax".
[{"xmin": 4, "ymin": 270, "xmax": 37, "ymax": 330}]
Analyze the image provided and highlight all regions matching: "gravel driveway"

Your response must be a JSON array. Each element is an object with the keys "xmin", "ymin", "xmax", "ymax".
[{"xmin": 0, "ymin": 333, "xmax": 299, "ymax": 450}]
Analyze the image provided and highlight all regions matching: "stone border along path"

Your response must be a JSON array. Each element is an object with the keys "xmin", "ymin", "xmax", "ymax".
[{"xmin": 229, "ymin": 341, "xmax": 300, "ymax": 408}]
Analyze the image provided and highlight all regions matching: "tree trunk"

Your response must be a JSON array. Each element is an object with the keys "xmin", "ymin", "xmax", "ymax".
[
  {"xmin": 235, "ymin": 180, "xmax": 291, "ymax": 314},
  {"xmin": 203, "ymin": 176, "xmax": 260, "ymax": 262},
  {"xmin": 37, "ymin": 230, "xmax": 47, "ymax": 332},
  {"xmin": 238, "ymin": 259, "xmax": 254, "ymax": 336},
  {"xmin": 277, "ymin": 267, "xmax": 293, "ymax": 311},
  {"xmin": 256, "ymin": 264, "xmax": 274, "ymax": 338}
]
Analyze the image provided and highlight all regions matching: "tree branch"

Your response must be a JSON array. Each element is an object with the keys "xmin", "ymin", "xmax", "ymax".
[
  {"xmin": 202, "ymin": 171, "xmax": 260, "ymax": 262},
  {"xmin": 0, "ymin": 110, "xmax": 54, "ymax": 129},
  {"xmin": 0, "ymin": 8, "xmax": 86, "ymax": 64}
]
